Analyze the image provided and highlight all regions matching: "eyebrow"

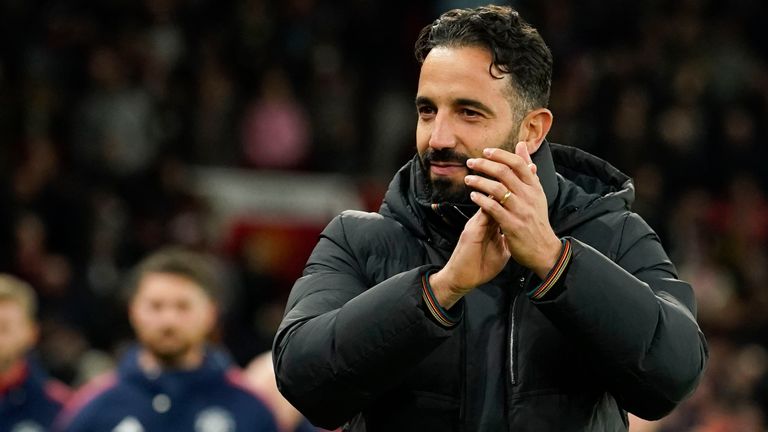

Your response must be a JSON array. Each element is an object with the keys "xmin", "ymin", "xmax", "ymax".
[
  {"xmin": 456, "ymin": 98, "xmax": 495, "ymax": 115},
  {"xmin": 415, "ymin": 96, "xmax": 434, "ymax": 107},
  {"xmin": 415, "ymin": 96, "xmax": 495, "ymax": 116}
]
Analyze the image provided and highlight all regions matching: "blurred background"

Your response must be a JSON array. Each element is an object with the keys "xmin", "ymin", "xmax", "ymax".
[{"xmin": 1, "ymin": 0, "xmax": 767, "ymax": 430}]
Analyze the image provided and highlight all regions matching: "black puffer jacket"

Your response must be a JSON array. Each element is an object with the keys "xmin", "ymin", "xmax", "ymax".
[{"xmin": 273, "ymin": 142, "xmax": 708, "ymax": 431}]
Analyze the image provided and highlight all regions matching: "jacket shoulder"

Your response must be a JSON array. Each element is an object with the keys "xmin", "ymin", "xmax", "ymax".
[
  {"xmin": 324, "ymin": 210, "xmax": 425, "ymax": 281},
  {"xmin": 55, "ymin": 372, "xmax": 119, "ymax": 430},
  {"xmin": 331, "ymin": 210, "xmax": 412, "ymax": 242},
  {"xmin": 566, "ymin": 209, "xmax": 629, "ymax": 259},
  {"xmin": 320, "ymin": 209, "xmax": 421, "ymax": 256}
]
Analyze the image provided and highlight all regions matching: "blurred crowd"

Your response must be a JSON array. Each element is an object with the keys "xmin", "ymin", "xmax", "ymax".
[{"xmin": 1, "ymin": 0, "xmax": 768, "ymax": 430}]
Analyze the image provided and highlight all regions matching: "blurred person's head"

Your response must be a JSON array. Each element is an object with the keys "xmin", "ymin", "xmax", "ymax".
[
  {"xmin": 126, "ymin": 247, "xmax": 218, "ymax": 370},
  {"xmin": 413, "ymin": 5, "xmax": 553, "ymax": 202},
  {"xmin": 0, "ymin": 275, "xmax": 39, "ymax": 372}
]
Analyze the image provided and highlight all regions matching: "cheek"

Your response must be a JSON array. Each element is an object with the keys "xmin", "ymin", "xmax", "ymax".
[
  {"xmin": 0, "ymin": 327, "xmax": 34, "ymax": 354},
  {"xmin": 184, "ymin": 307, "xmax": 215, "ymax": 334},
  {"xmin": 416, "ymin": 122, "xmax": 431, "ymax": 154}
]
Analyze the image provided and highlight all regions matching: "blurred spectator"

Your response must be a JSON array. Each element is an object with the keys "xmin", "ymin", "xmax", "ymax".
[
  {"xmin": 241, "ymin": 66, "xmax": 311, "ymax": 169},
  {"xmin": 192, "ymin": 41, "xmax": 239, "ymax": 165},
  {"xmin": 57, "ymin": 247, "xmax": 277, "ymax": 431},
  {"xmin": 0, "ymin": 274, "xmax": 70, "ymax": 431},
  {"xmin": 71, "ymin": 44, "xmax": 160, "ymax": 180}
]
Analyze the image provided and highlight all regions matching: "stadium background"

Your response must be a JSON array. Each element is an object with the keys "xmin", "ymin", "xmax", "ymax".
[{"xmin": 1, "ymin": 0, "xmax": 767, "ymax": 429}]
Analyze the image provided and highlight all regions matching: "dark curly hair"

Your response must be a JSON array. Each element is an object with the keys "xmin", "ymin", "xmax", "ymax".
[{"xmin": 415, "ymin": 5, "xmax": 552, "ymax": 118}]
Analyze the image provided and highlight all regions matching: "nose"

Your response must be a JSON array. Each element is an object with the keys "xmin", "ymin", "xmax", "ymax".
[
  {"xmin": 428, "ymin": 112, "xmax": 457, "ymax": 150},
  {"xmin": 155, "ymin": 305, "xmax": 183, "ymax": 326}
]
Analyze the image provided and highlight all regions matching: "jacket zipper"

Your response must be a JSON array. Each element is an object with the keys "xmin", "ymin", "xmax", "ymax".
[
  {"xmin": 460, "ymin": 315, "xmax": 468, "ymax": 432},
  {"xmin": 508, "ymin": 295, "xmax": 518, "ymax": 385},
  {"xmin": 509, "ymin": 275, "xmax": 526, "ymax": 385}
]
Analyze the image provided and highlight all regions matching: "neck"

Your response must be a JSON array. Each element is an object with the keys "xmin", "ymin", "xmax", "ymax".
[{"xmin": 138, "ymin": 346, "xmax": 205, "ymax": 373}]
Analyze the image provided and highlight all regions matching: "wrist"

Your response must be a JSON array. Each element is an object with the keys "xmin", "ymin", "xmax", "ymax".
[
  {"xmin": 528, "ymin": 238, "xmax": 573, "ymax": 300},
  {"xmin": 428, "ymin": 269, "xmax": 466, "ymax": 309},
  {"xmin": 422, "ymin": 270, "xmax": 464, "ymax": 328},
  {"xmin": 532, "ymin": 236, "xmax": 566, "ymax": 279}
]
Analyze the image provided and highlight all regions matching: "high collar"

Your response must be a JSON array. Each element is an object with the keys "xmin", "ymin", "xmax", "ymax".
[
  {"xmin": 532, "ymin": 140, "xmax": 559, "ymax": 208},
  {"xmin": 119, "ymin": 344, "xmax": 232, "ymax": 390}
]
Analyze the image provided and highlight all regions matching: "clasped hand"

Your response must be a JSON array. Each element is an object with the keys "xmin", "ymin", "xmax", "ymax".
[{"xmin": 429, "ymin": 142, "xmax": 562, "ymax": 309}]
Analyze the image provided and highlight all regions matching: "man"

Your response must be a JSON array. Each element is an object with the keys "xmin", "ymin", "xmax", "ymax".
[
  {"xmin": 0, "ymin": 274, "xmax": 69, "ymax": 432},
  {"xmin": 273, "ymin": 5, "xmax": 708, "ymax": 431},
  {"xmin": 58, "ymin": 248, "xmax": 277, "ymax": 432}
]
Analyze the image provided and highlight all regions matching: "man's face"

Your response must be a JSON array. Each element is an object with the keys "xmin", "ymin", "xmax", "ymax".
[
  {"xmin": 0, "ymin": 300, "xmax": 36, "ymax": 371},
  {"xmin": 416, "ymin": 46, "xmax": 519, "ymax": 202},
  {"xmin": 129, "ymin": 273, "xmax": 216, "ymax": 365}
]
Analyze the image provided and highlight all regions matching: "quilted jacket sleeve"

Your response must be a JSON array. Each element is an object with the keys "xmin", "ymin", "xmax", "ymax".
[
  {"xmin": 272, "ymin": 213, "xmax": 457, "ymax": 429},
  {"xmin": 533, "ymin": 212, "xmax": 708, "ymax": 420}
]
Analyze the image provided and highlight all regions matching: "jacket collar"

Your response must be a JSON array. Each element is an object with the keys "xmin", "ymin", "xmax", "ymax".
[
  {"xmin": 534, "ymin": 140, "xmax": 559, "ymax": 209},
  {"xmin": 119, "ymin": 344, "xmax": 232, "ymax": 391}
]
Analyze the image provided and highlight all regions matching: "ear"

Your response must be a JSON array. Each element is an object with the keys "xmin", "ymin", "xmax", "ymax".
[{"xmin": 516, "ymin": 108, "xmax": 553, "ymax": 154}]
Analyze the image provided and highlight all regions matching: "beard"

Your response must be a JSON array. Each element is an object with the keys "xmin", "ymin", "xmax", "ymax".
[
  {"xmin": 139, "ymin": 328, "xmax": 196, "ymax": 367},
  {"xmin": 430, "ymin": 174, "xmax": 471, "ymax": 203},
  {"xmin": 419, "ymin": 147, "xmax": 472, "ymax": 203},
  {"xmin": 419, "ymin": 135, "xmax": 518, "ymax": 204}
]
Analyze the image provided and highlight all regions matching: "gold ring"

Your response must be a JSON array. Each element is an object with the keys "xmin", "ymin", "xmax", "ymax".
[{"xmin": 498, "ymin": 190, "xmax": 512, "ymax": 205}]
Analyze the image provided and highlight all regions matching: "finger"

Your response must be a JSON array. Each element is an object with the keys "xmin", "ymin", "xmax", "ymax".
[
  {"xmin": 466, "ymin": 156, "xmax": 527, "ymax": 193},
  {"xmin": 469, "ymin": 191, "xmax": 511, "ymax": 230},
  {"xmin": 465, "ymin": 205, "xmax": 494, "ymax": 229},
  {"xmin": 464, "ymin": 207, "xmax": 502, "ymax": 242},
  {"xmin": 481, "ymin": 147, "xmax": 538, "ymax": 186},
  {"xmin": 516, "ymin": 142, "xmax": 532, "ymax": 164},
  {"xmin": 515, "ymin": 142, "xmax": 538, "ymax": 175},
  {"xmin": 464, "ymin": 174, "xmax": 515, "ymax": 203}
]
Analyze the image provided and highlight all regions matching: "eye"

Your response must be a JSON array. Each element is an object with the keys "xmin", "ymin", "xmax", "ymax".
[
  {"xmin": 176, "ymin": 300, "xmax": 191, "ymax": 312},
  {"xmin": 417, "ymin": 105, "xmax": 436, "ymax": 119},
  {"xmin": 461, "ymin": 108, "xmax": 481, "ymax": 118}
]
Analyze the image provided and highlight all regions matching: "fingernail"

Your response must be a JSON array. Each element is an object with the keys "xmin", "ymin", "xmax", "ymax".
[
  {"xmin": 470, "ymin": 191, "xmax": 478, "ymax": 199},
  {"xmin": 466, "ymin": 158, "xmax": 475, "ymax": 167},
  {"xmin": 464, "ymin": 175, "xmax": 473, "ymax": 184},
  {"xmin": 483, "ymin": 148, "xmax": 493, "ymax": 156}
]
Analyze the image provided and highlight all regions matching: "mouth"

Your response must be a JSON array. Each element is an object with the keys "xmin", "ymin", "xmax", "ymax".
[{"xmin": 430, "ymin": 162, "xmax": 466, "ymax": 177}]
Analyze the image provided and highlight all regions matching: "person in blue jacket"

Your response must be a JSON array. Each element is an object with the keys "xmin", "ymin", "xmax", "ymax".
[
  {"xmin": 57, "ymin": 247, "xmax": 278, "ymax": 432},
  {"xmin": 0, "ymin": 274, "xmax": 70, "ymax": 432}
]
